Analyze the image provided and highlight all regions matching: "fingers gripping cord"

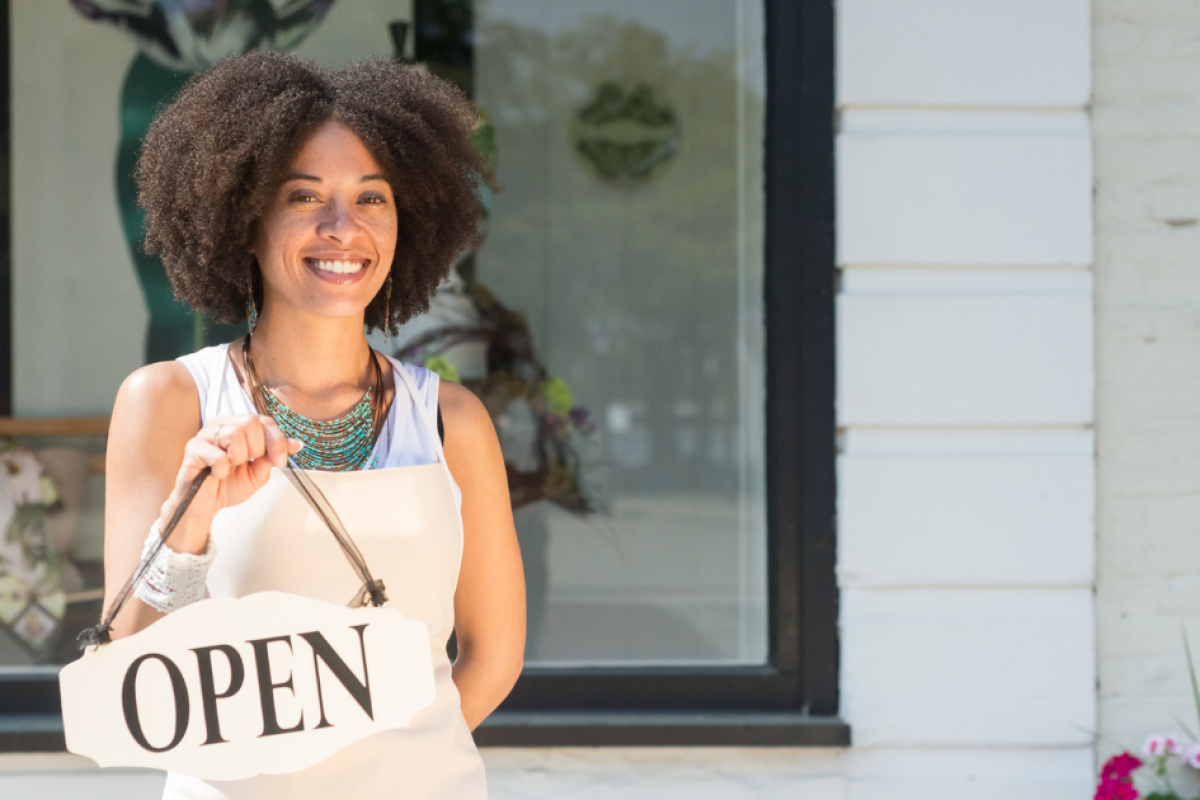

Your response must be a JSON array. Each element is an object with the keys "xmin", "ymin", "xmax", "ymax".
[{"xmin": 79, "ymin": 461, "xmax": 387, "ymax": 649}]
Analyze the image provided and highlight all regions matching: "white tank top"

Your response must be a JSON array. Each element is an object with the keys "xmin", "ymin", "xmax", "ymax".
[{"xmin": 161, "ymin": 344, "xmax": 487, "ymax": 799}]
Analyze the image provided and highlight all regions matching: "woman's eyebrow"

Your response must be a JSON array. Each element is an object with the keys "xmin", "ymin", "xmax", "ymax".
[{"xmin": 282, "ymin": 173, "xmax": 386, "ymax": 183}]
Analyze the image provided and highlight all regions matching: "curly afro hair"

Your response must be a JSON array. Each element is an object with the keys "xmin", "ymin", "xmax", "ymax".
[{"xmin": 135, "ymin": 51, "xmax": 494, "ymax": 334}]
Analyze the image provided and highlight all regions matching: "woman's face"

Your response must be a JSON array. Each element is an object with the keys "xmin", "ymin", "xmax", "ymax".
[{"xmin": 251, "ymin": 120, "xmax": 397, "ymax": 325}]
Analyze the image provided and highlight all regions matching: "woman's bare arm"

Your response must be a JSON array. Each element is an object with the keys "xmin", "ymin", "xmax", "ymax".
[
  {"xmin": 104, "ymin": 362, "xmax": 209, "ymax": 637},
  {"xmin": 441, "ymin": 381, "xmax": 526, "ymax": 730},
  {"xmin": 104, "ymin": 361, "xmax": 296, "ymax": 639}
]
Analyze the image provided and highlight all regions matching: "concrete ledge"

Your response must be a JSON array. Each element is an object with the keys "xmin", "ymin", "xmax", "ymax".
[
  {"xmin": 473, "ymin": 711, "xmax": 851, "ymax": 748},
  {"xmin": 0, "ymin": 711, "xmax": 851, "ymax": 751}
]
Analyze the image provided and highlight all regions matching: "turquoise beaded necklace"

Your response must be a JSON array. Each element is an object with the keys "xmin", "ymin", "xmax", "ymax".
[{"xmin": 241, "ymin": 337, "xmax": 384, "ymax": 471}]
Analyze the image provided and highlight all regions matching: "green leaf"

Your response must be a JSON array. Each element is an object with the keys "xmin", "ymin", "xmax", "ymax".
[
  {"xmin": 542, "ymin": 378, "xmax": 574, "ymax": 417},
  {"xmin": 424, "ymin": 356, "xmax": 460, "ymax": 383},
  {"xmin": 1142, "ymin": 792, "xmax": 1182, "ymax": 800},
  {"xmin": 1185, "ymin": 627, "xmax": 1200, "ymax": 734}
]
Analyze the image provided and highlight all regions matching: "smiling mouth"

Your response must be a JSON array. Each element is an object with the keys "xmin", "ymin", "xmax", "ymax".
[{"xmin": 305, "ymin": 258, "xmax": 369, "ymax": 275}]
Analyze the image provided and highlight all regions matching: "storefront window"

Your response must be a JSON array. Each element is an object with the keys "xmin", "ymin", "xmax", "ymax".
[{"xmin": 0, "ymin": 0, "xmax": 770, "ymax": 675}]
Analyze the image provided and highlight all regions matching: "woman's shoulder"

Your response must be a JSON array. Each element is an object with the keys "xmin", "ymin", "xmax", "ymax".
[
  {"xmin": 108, "ymin": 359, "xmax": 204, "ymax": 464},
  {"xmin": 115, "ymin": 361, "xmax": 200, "ymax": 419},
  {"xmin": 119, "ymin": 360, "xmax": 197, "ymax": 401},
  {"xmin": 436, "ymin": 376, "xmax": 482, "ymax": 416},
  {"xmin": 434, "ymin": 379, "xmax": 491, "ymax": 452},
  {"xmin": 107, "ymin": 360, "xmax": 204, "ymax": 489}
]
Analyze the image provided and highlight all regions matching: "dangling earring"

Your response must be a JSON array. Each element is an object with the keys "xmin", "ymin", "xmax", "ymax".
[
  {"xmin": 246, "ymin": 275, "xmax": 258, "ymax": 334},
  {"xmin": 382, "ymin": 273, "xmax": 393, "ymax": 344}
]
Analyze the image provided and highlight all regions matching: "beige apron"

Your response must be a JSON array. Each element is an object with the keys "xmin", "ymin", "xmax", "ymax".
[{"xmin": 162, "ymin": 365, "xmax": 488, "ymax": 799}]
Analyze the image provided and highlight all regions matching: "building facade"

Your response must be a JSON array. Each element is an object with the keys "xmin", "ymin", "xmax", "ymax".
[{"xmin": 3, "ymin": 1, "xmax": 1199, "ymax": 798}]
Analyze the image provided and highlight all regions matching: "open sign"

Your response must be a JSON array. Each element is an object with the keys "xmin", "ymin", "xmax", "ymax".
[{"xmin": 60, "ymin": 592, "xmax": 436, "ymax": 780}]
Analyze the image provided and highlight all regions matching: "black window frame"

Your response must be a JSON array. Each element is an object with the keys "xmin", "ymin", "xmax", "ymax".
[{"xmin": 0, "ymin": 0, "xmax": 842, "ymax": 749}]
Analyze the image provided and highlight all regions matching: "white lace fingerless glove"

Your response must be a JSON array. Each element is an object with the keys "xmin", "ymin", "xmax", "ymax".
[{"xmin": 133, "ymin": 521, "xmax": 217, "ymax": 614}]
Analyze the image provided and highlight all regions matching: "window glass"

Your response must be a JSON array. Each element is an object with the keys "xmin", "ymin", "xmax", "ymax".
[{"xmin": 465, "ymin": 0, "xmax": 768, "ymax": 666}]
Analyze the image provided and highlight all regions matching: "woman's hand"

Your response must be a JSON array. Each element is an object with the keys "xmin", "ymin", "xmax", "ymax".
[{"xmin": 157, "ymin": 414, "xmax": 303, "ymax": 554}]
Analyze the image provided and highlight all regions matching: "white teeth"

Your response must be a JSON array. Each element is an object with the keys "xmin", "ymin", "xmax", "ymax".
[{"xmin": 312, "ymin": 259, "xmax": 366, "ymax": 275}]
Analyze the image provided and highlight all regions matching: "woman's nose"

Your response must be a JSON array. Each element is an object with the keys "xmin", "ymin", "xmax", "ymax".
[{"xmin": 316, "ymin": 199, "xmax": 361, "ymax": 242}]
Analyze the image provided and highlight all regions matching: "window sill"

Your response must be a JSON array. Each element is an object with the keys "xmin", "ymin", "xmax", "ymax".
[
  {"xmin": 0, "ymin": 711, "xmax": 850, "ymax": 752},
  {"xmin": 0, "ymin": 714, "xmax": 67, "ymax": 753},
  {"xmin": 473, "ymin": 710, "xmax": 851, "ymax": 747}
]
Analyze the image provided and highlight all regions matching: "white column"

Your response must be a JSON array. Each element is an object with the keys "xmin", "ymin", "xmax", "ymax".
[{"xmin": 836, "ymin": 0, "xmax": 1096, "ymax": 796}]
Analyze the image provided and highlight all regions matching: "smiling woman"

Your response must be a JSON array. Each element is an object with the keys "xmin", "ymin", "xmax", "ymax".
[{"xmin": 96, "ymin": 52, "xmax": 522, "ymax": 799}]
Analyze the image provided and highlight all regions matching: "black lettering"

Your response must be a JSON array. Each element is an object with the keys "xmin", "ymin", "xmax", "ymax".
[
  {"xmin": 248, "ymin": 635, "xmax": 304, "ymax": 737},
  {"xmin": 298, "ymin": 624, "xmax": 373, "ymax": 729},
  {"xmin": 121, "ymin": 653, "xmax": 190, "ymax": 753},
  {"xmin": 191, "ymin": 644, "xmax": 245, "ymax": 745}
]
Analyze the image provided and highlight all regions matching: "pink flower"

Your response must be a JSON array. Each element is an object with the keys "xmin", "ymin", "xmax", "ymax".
[
  {"xmin": 1096, "ymin": 753, "xmax": 1143, "ymax": 800},
  {"xmin": 1096, "ymin": 774, "xmax": 1140, "ymax": 800},
  {"xmin": 1142, "ymin": 734, "xmax": 1180, "ymax": 757},
  {"xmin": 1102, "ymin": 753, "xmax": 1143, "ymax": 779},
  {"xmin": 1095, "ymin": 775, "xmax": 1139, "ymax": 800},
  {"xmin": 1182, "ymin": 743, "xmax": 1200, "ymax": 769}
]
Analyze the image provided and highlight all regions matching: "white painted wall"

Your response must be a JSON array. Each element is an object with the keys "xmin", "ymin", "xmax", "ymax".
[
  {"xmin": 0, "ymin": 1, "xmax": 1099, "ymax": 797},
  {"xmin": 1093, "ymin": 0, "xmax": 1200, "ymax": 773}
]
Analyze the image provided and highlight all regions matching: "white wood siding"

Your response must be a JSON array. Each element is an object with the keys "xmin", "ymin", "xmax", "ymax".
[
  {"xmin": 838, "ymin": 292, "xmax": 1093, "ymax": 425},
  {"xmin": 838, "ymin": 0, "xmax": 1090, "ymax": 107},
  {"xmin": 838, "ymin": 113, "xmax": 1093, "ymax": 266}
]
